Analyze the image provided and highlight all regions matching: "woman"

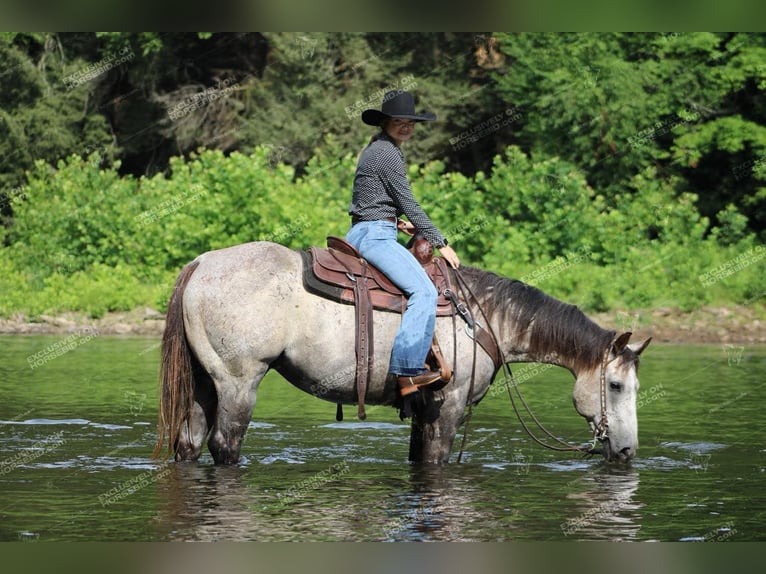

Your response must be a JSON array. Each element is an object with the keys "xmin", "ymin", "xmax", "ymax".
[{"xmin": 346, "ymin": 90, "xmax": 460, "ymax": 398}]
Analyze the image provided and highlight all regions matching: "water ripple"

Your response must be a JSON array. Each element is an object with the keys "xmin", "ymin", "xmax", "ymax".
[
  {"xmin": 320, "ymin": 422, "xmax": 408, "ymax": 430},
  {"xmin": 658, "ymin": 441, "xmax": 728, "ymax": 453},
  {"xmin": 0, "ymin": 418, "xmax": 132, "ymax": 430}
]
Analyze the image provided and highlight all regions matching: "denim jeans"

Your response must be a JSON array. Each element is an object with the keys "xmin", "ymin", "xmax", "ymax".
[{"xmin": 346, "ymin": 220, "xmax": 437, "ymax": 376}]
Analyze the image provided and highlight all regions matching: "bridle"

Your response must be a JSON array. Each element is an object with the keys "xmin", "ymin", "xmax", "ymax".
[
  {"xmin": 449, "ymin": 268, "xmax": 614, "ymax": 460},
  {"xmin": 497, "ymin": 337, "xmax": 613, "ymax": 457},
  {"xmin": 593, "ymin": 343, "xmax": 613, "ymax": 446}
]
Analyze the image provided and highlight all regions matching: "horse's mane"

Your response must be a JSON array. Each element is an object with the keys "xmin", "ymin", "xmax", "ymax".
[{"xmin": 458, "ymin": 266, "xmax": 615, "ymax": 372}]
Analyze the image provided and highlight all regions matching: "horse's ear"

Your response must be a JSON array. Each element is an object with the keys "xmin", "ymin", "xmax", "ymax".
[
  {"xmin": 612, "ymin": 332, "xmax": 632, "ymax": 355},
  {"xmin": 628, "ymin": 337, "xmax": 652, "ymax": 356}
]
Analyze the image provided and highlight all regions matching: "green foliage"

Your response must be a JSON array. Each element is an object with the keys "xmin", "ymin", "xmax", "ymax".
[
  {"xmin": 6, "ymin": 155, "xmax": 140, "ymax": 277},
  {"xmin": 95, "ymin": 32, "xmax": 165, "ymax": 56},
  {"xmin": 0, "ymin": 36, "xmax": 114, "ymax": 202},
  {"xmin": 672, "ymin": 114, "xmax": 766, "ymax": 231},
  {"xmin": 2, "ymin": 131, "xmax": 763, "ymax": 320},
  {"xmin": 2, "ymin": 33, "xmax": 765, "ymax": 320},
  {"xmin": 415, "ymin": 147, "xmax": 761, "ymax": 314},
  {"xmin": 5, "ymin": 31, "xmax": 765, "ymax": 237},
  {"xmin": 0, "ymin": 256, "xmax": 30, "ymax": 317},
  {"xmin": 489, "ymin": 32, "xmax": 766, "ymax": 235},
  {"xmin": 36, "ymin": 264, "xmax": 166, "ymax": 319}
]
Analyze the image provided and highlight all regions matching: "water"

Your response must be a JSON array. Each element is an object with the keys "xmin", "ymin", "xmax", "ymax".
[{"xmin": 1, "ymin": 335, "xmax": 764, "ymax": 541}]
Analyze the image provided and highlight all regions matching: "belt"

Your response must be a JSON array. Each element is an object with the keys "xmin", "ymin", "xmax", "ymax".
[{"xmin": 351, "ymin": 216, "xmax": 397, "ymax": 225}]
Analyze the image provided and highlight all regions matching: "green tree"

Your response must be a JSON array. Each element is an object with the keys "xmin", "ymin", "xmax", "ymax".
[
  {"xmin": 489, "ymin": 32, "xmax": 766, "ymax": 237},
  {"xmin": 0, "ymin": 34, "xmax": 113, "ymax": 219}
]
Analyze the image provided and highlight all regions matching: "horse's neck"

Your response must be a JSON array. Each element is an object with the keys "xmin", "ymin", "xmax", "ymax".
[
  {"xmin": 496, "ymin": 315, "xmax": 610, "ymax": 376},
  {"xmin": 496, "ymin": 327, "xmax": 582, "ymax": 374},
  {"xmin": 464, "ymin": 270, "xmax": 610, "ymax": 376}
]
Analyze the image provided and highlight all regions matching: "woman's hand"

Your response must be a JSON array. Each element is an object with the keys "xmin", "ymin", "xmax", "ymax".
[
  {"xmin": 439, "ymin": 245, "xmax": 460, "ymax": 269},
  {"xmin": 397, "ymin": 220, "xmax": 416, "ymax": 236}
]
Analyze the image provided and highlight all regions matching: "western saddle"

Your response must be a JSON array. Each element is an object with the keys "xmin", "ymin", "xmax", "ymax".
[{"xmin": 302, "ymin": 235, "xmax": 499, "ymax": 420}]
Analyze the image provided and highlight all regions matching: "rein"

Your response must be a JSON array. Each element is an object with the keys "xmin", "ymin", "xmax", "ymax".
[
  {"xmin": 449, "ymin": 268, "xmax": 610, "ymax": 459},
  {"xmin": 439, "ymin": 263, "xmax": 478, "ymax": 463}
]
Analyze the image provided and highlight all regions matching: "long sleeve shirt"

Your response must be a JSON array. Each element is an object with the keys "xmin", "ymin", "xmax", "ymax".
[{"xmin": 348, "ymin": 132, "xmax": 448, "ymax": 248}]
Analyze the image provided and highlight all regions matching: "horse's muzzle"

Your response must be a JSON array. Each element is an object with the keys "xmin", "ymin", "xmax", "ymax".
[{"xmin": 590, "ymin": 439, "xmax": 636, "ymax": 463}]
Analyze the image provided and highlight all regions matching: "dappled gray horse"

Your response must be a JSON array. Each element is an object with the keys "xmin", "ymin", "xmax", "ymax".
[{"xmin": 153, "ymin": 241, "xmax": 650, "ymax": 464}]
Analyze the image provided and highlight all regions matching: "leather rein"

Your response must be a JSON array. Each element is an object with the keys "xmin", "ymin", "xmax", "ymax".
[{"xmin": 447, "ymin": 268, "xmax": 611, "ymax": 459}]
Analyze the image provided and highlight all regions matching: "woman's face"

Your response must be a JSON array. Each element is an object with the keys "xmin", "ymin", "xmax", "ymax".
[{"xmin": 383, "ymin": 118, "xmax": 416, "ymax": 145}]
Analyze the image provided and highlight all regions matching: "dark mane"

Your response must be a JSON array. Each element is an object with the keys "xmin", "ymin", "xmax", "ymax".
[{"xmin": 458, "ymin": 266, "xmax": 615, "ymax": 372}]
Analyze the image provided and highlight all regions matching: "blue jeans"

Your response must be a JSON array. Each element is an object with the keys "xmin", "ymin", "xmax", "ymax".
[{"xmin": 346, "ymin": 221, "xmax": 437, "ymax": 376}]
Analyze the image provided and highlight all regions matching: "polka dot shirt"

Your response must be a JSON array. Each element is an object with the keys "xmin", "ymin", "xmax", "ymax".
[{"xmin": 348, "ymin": 132, "xmax": 448, "ymax": 248}]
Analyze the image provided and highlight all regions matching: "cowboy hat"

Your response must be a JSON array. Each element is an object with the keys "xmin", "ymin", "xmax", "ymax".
[{"xmin": 361, "ymin": 90, "xmax": 437, "ymax": 126}]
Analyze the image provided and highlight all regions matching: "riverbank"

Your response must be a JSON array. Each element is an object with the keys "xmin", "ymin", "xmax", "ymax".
[
  {"xmin": 590, "ymin": 305, "xmax": 765, "ymax": 345},
  {"xmin": 0, "ymin": 305, "xmax": 764, "ymax": 344}
]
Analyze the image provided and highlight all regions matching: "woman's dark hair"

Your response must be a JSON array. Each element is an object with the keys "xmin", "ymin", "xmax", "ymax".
[{"xmin": 368, "ymin": 127, "xmax": 388, "ymax": 146}]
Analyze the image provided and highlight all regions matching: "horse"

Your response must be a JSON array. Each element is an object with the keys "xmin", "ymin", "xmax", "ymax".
[{"xmin": 153, "ymin": 240, "xmax": 651, "ymax": 465}]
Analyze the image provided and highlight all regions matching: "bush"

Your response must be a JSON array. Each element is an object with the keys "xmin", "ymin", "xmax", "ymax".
[
  {"xmin": 36, "ymin": 264, "xmax": 165, "ymax": 318},
  {"xmin": 1, "ymin": 144, "xmax": 762, "ymax": 319}
]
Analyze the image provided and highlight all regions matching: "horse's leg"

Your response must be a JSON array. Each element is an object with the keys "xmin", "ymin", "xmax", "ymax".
[
  {"xmin": 173, "ymin": 242, "xmax": 302, "ymax": 464},
  {"xmin": 175, "ymin": 368, "xmax": 217, "ymax": 462},
  {"xmin": 207, "ymin": 363, "xmax": 270, "ymax": 464},
  {"xmin": 408, "ymin": 390, "xmax": 467, "ymax": 464}
]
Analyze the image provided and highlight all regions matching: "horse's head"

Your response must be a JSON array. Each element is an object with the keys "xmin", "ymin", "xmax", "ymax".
[{"xmin": 572, "ymin": 332, "xmax": 652, "ymax": 463}]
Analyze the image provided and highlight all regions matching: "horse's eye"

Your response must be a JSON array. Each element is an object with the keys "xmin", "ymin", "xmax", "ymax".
[{"xmin": 609, "ymin": 381, "xmax": 623, "ymax": 392}]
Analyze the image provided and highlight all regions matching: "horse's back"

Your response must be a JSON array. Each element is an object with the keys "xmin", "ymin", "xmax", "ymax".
[
  {"xmin": 181, "ymin": 242, "xmax": 304, "ymax": 361},
  {"xmin": 186, "ymin": 241, "xmax": 303, "ymax": 309},
  {"xmin": 193, "ymin": 240, "xmax": 300, "ymax": 277}
]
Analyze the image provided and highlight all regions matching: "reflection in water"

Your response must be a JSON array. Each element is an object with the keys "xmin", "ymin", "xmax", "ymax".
[
  {"xmin": 381, "ymin": 465, "xmax": 481, "ymax": 542},
  {"xmin": 562, "ymin": 466, "xmax": 642, "ymax": 540},
  {"xmin": 155, "ymin": 462, "xmax": 494, "ymax": 542},
  {"xmin": 157, "ymin": 464, "xmax": 259, "ymax": 541},
  {"xmin": 156, "ymin": 462, "xmax": 389, "ymax": 541},
  {"xmin": 155, "ymin": 450, "xmax": 645, "ymax": 542},
  {"xmin": 155, "ymin": 463, "xmax": 365, "ymax": 541}
]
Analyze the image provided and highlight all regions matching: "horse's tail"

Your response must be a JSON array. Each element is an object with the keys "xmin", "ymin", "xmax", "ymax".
[{"xmin": 152, "ymin": 260, "xmax": 200, "ymax": 460}]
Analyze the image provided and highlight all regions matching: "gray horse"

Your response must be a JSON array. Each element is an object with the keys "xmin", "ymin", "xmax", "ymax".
[{"xmin": 153, "ymin": 241, "xmax": 651, "ymax": 465}]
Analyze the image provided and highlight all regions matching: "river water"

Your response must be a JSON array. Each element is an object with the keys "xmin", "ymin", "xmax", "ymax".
[{"xmin": 1, "ymin": 335, "xmax": 764, "ymax": 542}]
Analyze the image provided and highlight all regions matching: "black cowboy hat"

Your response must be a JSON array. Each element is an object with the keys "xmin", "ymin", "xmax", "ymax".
[{"xmin": 361, "ymin": 90, "xmax": 437, "ymax": 126}]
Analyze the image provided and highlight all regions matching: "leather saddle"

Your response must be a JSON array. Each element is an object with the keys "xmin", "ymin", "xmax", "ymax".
[
  {"xmin": 306, "ymin": 235, "xmax": 456, "ymax": 315},
  {"xmin": 301, "ymin": 235, "xmax": 455, "ymax": 421}
]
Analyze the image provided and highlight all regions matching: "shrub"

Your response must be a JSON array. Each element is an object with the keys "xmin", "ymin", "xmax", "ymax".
[{"xmin": 1, "ymin": 144, "xmax": 762, "ymax": 319}]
